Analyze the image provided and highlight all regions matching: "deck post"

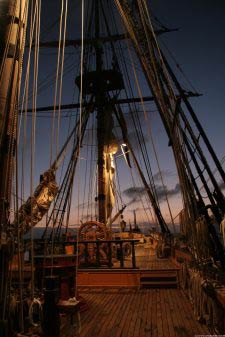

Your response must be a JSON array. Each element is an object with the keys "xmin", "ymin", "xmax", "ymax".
[
  {"xmin": 84, "ymin": 243, "xmax": 89, "ymax": 265},
  {"xmin": 107, "ymin": 242, "xmax": 113, "ymax": 268},
  {"xmin": 96, "ymin": 242, "xmax": 100, "ymax": 267},
  {"xmin": 131, "ymin": 241, "xmax": 136, "ymax": 268},
  {"xmin": 119, "ymin": 242, "xmax": 124, "ymax": 268}
]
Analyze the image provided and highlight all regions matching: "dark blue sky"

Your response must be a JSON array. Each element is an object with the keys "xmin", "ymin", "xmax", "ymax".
[{"xmin": 151, "ymin": 0, "xmax": 225, "ymax": 156}]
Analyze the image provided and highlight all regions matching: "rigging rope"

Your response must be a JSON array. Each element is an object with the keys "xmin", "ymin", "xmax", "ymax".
[
  {"xmin": 159, "ymin": 38, "xmax": 198, "ymax": 94},
  {"xmin": 56, "ymin": 0, "xmax": 68, "ymax": 161},
  {"xmin": 30, "ymin": 0, "xmax": 41, "ymax": 298},
  {"xmin": 50, "ymin": 0, "xmax": 65, "ymax": 167},
  {"xmin": 127, "ymin": 42, "xmax": 176, "ymax": 231},
  {"xmin": 19, "ymin": 0, "xmax": 39, "ymax": 219},
  {"xmin": 104, "ymin": 9, "xmax": 159, "ymax": 227},
  {"xmin": 49, "ymin": 0, "xmax": 69, "ymax": 266},
  {"xmin": 122, "ymin": 1, "xmax": 198, "ymax": 223},
  {"xmin": 80, "ymin": 143, "xmax": 89, "ymax": 221},
  {"xmin": 16, "ymin": 0, "xmax": 30, "ymax": 329},
  {"xmin": 75, "ymin": 0, "xmax": 85, "ymax": 299},
  {"xmin": 89, "ymin": 114, "xmax": 96, "ymax": 220}
]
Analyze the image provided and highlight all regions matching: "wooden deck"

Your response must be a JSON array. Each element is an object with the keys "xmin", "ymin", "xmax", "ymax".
[
  {"xmin": 79, "ymin": 287, "xmax": 210, "ymax": 337},
  {"xmin": 136, "ymin": 256, "xmax": 176, "ymax": 270},
  {"xmin": 105, "ymin": 245, "xmax": 176, "ymax": 270}
]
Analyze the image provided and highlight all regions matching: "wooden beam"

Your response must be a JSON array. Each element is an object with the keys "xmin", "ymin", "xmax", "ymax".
[{"xmin": 20, "ymin": 93, "xmax": 201, "ymax": 114}]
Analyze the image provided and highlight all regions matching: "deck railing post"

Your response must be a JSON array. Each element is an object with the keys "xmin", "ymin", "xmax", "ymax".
[
  {"xmin": 107, "ymin": 242, "xmax": 113, "ymax": 268},
  {"xmin": 84, "ymin": 243, "xmax": 89, "ymax": 265},
  {"xmin": 96, "ymin": 242, "xmax": 100, "ymax": 267},
  {"xmin": 74, "ymin": 242, "xmax": 76, "ymax": 256},
  {"xmin": 131, "ymin": 241, "xmax": 136, "ymax": 268},
  {"xmin": 119, "ymin": 242, "xmax": 124, "ymax": 268}
]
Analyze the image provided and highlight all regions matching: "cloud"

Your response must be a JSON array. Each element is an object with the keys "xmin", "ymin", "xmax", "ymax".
[
  {"xmin": 156, "ymin": 183, "xmax": 181, "ymax": 200},
  {"xmin": 123, "ymin": 183, "xmax": 181, "ymax": 206},
  {"xmin": 123, "ymin": 187, "xmax": 146, "ymax": 197},
  {"xmin": 123, "ymin": 186, "xmax": 147, "ymax": 206},
  {"xmin": 153, "ymin": 170, "xmax": 175, "ymax": 182}
]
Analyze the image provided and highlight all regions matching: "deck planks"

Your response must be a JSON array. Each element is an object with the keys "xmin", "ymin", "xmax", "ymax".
[
  {"xmin": 78, "ymin": 287, "xmax": 210, "ymax": 337},
  {"xmin": 112, "ymin": 246, "xmax": 177, "ymax": 270},
  {"xmin": 144, "ymin": 286, "xmax": 153, "ymax": 337},
  {"xmin": 114, "ymin": 289, "xmax": 137, "ymax": 337},
  {"xmin": 127, "ymin": 289, "xmax": 143, "ymax": 337}
]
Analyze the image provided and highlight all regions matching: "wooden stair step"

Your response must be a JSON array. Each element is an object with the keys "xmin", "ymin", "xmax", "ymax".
[
  {"xmin": 140, "ymin": 270, "xmax": 178, "ymax": 288},
  {"xmin": 140, "ymin": 281, "xmax": 177, "ymax": 288},
  {"xmin": 140, "ymin": 276, "xmax": 177, "ymax": 282},
  {"xmin": 140, "ymin": 271, "xmax": 177, "ymax": 276},
  {"xmin": 141, "ymin": 280, "xmax": 177, "ymax": 284}
]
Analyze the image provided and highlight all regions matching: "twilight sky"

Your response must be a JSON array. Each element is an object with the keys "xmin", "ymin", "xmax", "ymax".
[{"xmin": 18, "ymin": 1, "xmax": 225, "ymax": 231}]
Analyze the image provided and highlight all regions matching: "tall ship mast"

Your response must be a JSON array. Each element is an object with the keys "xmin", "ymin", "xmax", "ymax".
[
  {"xmin": 0, "ymin": 1, "xmax": 225, "ymax": 336},
  {"xmin": 0, "ymin": 0, "xmax": 28, "ymax": 334}
]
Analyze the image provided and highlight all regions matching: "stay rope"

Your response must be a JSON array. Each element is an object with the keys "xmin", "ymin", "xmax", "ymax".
[
  {"xmin": 30, "ymin": 0, "xmax": 41, "ymax": 299},
  {"xmin": 50, "ymin": 0, "xmax": 65, "ymax": 167},
  {"xmin": 75, "ymin": 0, "xmax": 85, "ymax": 299},
  {"xmin": 127, "ymin": 41, "xmax": 175, "ymax": 231},
  {"xmin": 50, "ymin": 0, "xmax": 69, "ymax": 269},
  {"xmin": 15, "ymin": 1, "xmax": 30, "ymax": 330},
  {"xmin": 56, "ymin": 0, "xmax": 68, "ymax": 162}
]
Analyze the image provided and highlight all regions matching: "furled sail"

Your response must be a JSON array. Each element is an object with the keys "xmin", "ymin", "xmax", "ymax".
[
  {"xmin": 102, "ymin": 106, "xmax": 119, "ymax": 221},
  {"xmin": 13, "ymin": 169, "xmax": 58, "ymax": 235},
  {"xmin": 105, "ymin": 152, "xmax": 116, "ymax": 220},
  {"xmin": 220, "ymin": 216, "xmax": 225, "ymax": 246}
]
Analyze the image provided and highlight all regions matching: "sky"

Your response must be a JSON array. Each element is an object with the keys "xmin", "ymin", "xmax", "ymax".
[
  {"xmin": 17, "ymin": 0, "xmax": 225, "ymax": 232},
  {"xmin": 152, "ymin": 0, "xmax": 225, "ymax": 155}
]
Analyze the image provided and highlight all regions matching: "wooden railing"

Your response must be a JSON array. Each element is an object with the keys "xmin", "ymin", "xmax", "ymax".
[
  {"xmin": 31, "ymin": 239, "xmax": 139, "ymax": 269},
  {"xmin": 77, "ymin": 239, "xmax": 139, "ymax": 269}
]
